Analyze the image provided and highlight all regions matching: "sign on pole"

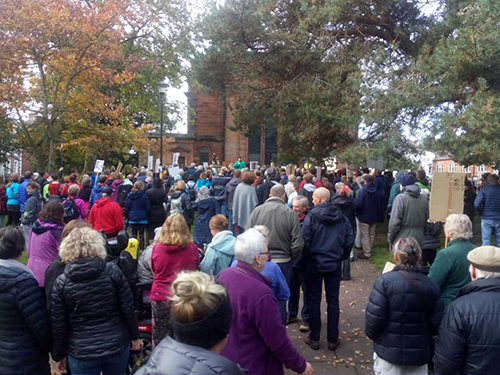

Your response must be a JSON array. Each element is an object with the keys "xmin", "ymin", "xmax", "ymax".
[
  {"xmin": 172, "ymin": 152, "xmax": 180, "ymax": 166},
  {"xmin": 94, "ymin": 159, "xmax": 104, "ymax": 173},
  {"xmin": 155, "ymin": 158, "xmax": 161, "ymax": 173},
  {"xmin": 429, "ymin": 172, "xmax": 466, "ymax": 222},
  {"xmin": 148, "ymin": 156, "xmax": 153, "ymax": 171}
]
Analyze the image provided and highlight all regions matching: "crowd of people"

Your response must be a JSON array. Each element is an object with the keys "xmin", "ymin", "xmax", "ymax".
[{"xmin": 0, "ymin": 160, "xmax": 499, "ymax": 375}]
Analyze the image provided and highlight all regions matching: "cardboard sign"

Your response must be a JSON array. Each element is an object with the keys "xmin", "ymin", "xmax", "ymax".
[
  {"xmin": 116, "ymin": 162, "xmax": 123, "ymax": 174},
  {"xmin": 429, "ymin": 172, "xmax": 466, "ymax": 222},
  {"xmin": 94, "ymin": 159, "xmax": 104, "ymax": 173},
  {"xmin": 383, "ymin": 261, "xmax": 395, "ymax": 274}
]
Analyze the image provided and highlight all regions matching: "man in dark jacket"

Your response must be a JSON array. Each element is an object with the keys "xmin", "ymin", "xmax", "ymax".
[
  {"xmin": 89, "ymin": 174, "xmax": 108, "ymax": 209},
  {"xmin": 434, "ymin": 246, "xmax": 500, "ymax": 374},
  {"xmin": 211, "ymin": 170, "xmax": 231, "ymax": 215},
  {"xmin": 355, "ymin": 174, "xmax": 380, "ymax": 259},
  {"xmin": 256, "ymin": 167, "xmax": 280, "ymax": 205},
  {"xmin": 388, "ymin": 174, "xmax": 429, "ymax": 249},
  {"xmin": 302, "ymin": 187, "xmax": 354, "ymax": 351},
  {"xmin": 224, "ymin": 170, "xmax": 241, "ymax": 234},
  {"xmin": 474, "ymin": 174, "xmax": 500, "ymax": 246},
  {"xmin": 21, "ymin": 182, "xmax": 42, "ymax": 249}
]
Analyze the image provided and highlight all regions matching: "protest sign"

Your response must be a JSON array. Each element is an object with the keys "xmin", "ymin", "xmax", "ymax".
[
  {"xmin": 148, "ymin": 156, "xmax": 153, "ymax": 171},
  {"xmin": 168, "ymin": 166, "xmax": 181, "ymax": 177},
  {"xmin": 94, "ymin": 159, "xmax": 104, "ymax": 173},
  {"xmin": 430, "ymin": 172, "xmax": 466, "ymax": 222}
]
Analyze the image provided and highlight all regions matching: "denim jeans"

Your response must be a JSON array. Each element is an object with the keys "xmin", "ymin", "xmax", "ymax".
[
  {"xmin": 306, "ymin": 265, "xmax": 342, "ymax": 343},
  {"xmin": 216, "ymin": 200, "xmax": 227, "ymax": 216},
  {"xmin": 228, "ymin": 210, "xmax": 235, "ymax": 235},
  {"xmin": 276, "ymin": 261, "xmax": 293, "ymax": 325},
  {"xmin": 68, "ymin": 346, "xmax": 130, "ymax": 375},
  {"xmin": 481, "ymin": 219, "xmax": 500, "ymax": 246}
]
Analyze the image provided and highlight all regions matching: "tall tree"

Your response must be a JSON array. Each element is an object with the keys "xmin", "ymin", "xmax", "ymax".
[{"xmin": 0, "ymin": 0, "xmax": 191, "ymax": 171}]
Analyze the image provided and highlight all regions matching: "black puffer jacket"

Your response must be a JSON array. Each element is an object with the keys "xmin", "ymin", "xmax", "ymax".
[
  {"xmin": 0, "ymin": 262, "xmax": 50, "ymax": 375},
  {"xmin": 434, "ymin": 278, "xmax": 500, "ymax": 375},
  {"xmin": 365, "ymin": 265, "xmax": 444, "ymax": 366},
  {"xmin": 50, "ymin": 257, "xmax": 139, "ymax": 361},
  {"xmin": 423, "ymin": 221, "xmax": 443, "ymax": 250},
  {"xmin": 136, "ymin": 337, "xmax": 245, "ymax": 375},
  {"xmin": 331, "ymin": 195, "xmax": 356, "ymax": 232},
  {"xmin": 146, "ymin": 187, "xmax": 167, "ymax": 224}
]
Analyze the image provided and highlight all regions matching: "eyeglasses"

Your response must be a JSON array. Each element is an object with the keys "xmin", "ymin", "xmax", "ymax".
[{"xmin": 259, "ymin": 251, "xmax": 271, "ymax": 261}]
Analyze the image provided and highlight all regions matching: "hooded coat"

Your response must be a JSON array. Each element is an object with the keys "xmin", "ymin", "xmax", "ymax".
[
  {"xmin": 199, "ymin": 231, "xmax": 236, "ymax": 276},
  {"xmin": 387, "ymin": 172, "xmax": 404, "ymax": 213},
  {"xmin": 193, "ymin": 194, "xmax": 218, "ymax": 248},
  {"xmin": 111, "ymin": 179, "xmax": 124, "ymax": 202},
  {"xmin": 88, "ymin": 198, "xmax": 124, "ymax": 234},
  {"xmin": 150, "ymin": 242, "xmax": 200, "ymax": 301},
  {"xmin": 125, "ymin": 190, "xmax": 151, "ymax": 222},
  {"xmin": 0, "ymin": 260, "xmax": 51, "ymax": 375},
  {"xmin": 434, "ymin": 278, "xmax": 500, "ymax": 375},
  {"xmin": 355, "ymin": 183, "xmax": 380, "ymax": 225},
  {"xmin": 27, "ymin": 219, "xmax": 64, "ymax": 287},
  {"xmin": 331, "ymin": 195, "xmax": 356, "ymax": 231},
  {"xmin": 388, "ymin": 185, "xmax": 429, "ymax": 247},
  {"xmin": 302, "ymin": 202, "xmax": 354, "ymax": 272},
  {"xmin": 298, "ymin": 183, "xmax": 317, "ymax": 209},
  {"xmin": 50, "ymin": 257, "xmax": 139, "ymax": 362},
  {"xmin": 89, "ymin": 183, "xmax": 105, "ymax": 209},
  {"xmin": 224, "ymin": 177, "xmax": 241, "ymax": 211},
  {"xmin": 21, "ymin": 190, "xmax": 42, "ymax": 226},
  {"xmin": 146, "ymin": 185, "xmax": 167, "ymax": 226}
]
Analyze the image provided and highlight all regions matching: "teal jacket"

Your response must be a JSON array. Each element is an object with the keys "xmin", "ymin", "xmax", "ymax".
[
  {"xmin": 199, "ymin": 231, "xmax": 236, "ymax": 276},
  {"xmin": 428, "ymin": 239, "xmax": 476, "ymax": 306},
  {"xmin": 387, "ymin": 180, "xmax": 401, "ymax": 213}
]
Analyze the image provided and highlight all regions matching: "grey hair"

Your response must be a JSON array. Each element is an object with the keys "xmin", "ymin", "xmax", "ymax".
[
  {"xmin": 445, "ymin": 214, "xmax": 472, "ymax": 241},
  {"xmin": 293, "ymin": 195, "xmax": 309, "ymax": 207},
  {"xmin": 270, "ymin": 184, "xmax": 285, "ymax": 198},
  {"xmin": 68, "ymin": 184, "xmax": 80, "ymax": 196},
  {"xmin": 474, "ymin": 267, "xmax": 500, "ymax": 279},
  {"xmin": 234, "ymin": 228, "xmax": 267, "ymax": 265},
  {"xmin": 59, "ymin": 227, "xmax": 107, "ymax": 263}
]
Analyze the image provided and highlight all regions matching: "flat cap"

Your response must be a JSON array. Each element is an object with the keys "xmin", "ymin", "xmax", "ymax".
[{"xmin": 467, "ymin": 246, "xmax": 500, "ymax": 271}]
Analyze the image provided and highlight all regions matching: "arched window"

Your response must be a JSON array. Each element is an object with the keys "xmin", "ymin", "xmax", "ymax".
[
  {"xmin": 448, "ymin": 162, "xmax": 456, "ymax": 172},
  {"xmin": 199, "ymin": 146, "xmax": 209, "ymax": 165},
  {"xmin": 463, "ymin": 166, "xmax": 471, "ymax": 173},
  {"xmin": 437, "ymin": 163, "xmax": 443, "ymax": 172}
]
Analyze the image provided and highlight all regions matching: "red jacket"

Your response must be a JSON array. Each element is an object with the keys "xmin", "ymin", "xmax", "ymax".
[
  {"xmin": 151, "ymin": 242, "xmax": 200, "ymax": 301},
  {"xmin": 89, "ymin": 198, "xmax": 123, "ymax": 234}
]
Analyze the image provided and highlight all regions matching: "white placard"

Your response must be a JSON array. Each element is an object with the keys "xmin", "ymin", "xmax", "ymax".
[
  {"xmin": 94, "ymin": 159, "xmax": 104, "ymax": 173},
  {"xmin": 148, "ymin": 156, "xmax": 153, "ymax": 171},
  {"xmin": 168, "ymin": 166, "xmax": 181, "ymax": 177},
  {"xmin": 172, "ymin": 152, "xmax": 180, "ymax": 166},
  {"xmin": 203, "ymin": 162, "xmax": 209, "ymax": 169},
  {"xmin": 155, "ymin": 159, "xmax": 161, "ymax": 173}
]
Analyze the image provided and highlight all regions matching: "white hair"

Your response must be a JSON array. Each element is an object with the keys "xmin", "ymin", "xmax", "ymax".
[
  {"xmin": 475, "ymin": 267, "xmax": 500, "ymax": 279},
  {"xmin": 234, "ymin": 228, "xmax": 267, "ymax": 265},
  {"xmin": 445, "ymin": 214, "xmax": 472, "ymax": 241}
]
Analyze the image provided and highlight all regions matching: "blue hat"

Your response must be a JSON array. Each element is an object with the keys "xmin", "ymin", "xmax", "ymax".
[{"xmin": 401, "ymin": 174, "xmax": 416, "ymax": 187}]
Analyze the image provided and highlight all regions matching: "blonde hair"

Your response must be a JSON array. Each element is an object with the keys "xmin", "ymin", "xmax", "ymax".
[
  {"xmin": 445, "ymin": 214, "xmax": 472, "ymax": 241},
  {"xmin": 175, "ymin": 180, "xmax": 186, "ymax": 192},
  {"xmin": 132, "ymin": 180, "xmax": 144, "ymax": 192},
  {"xmin": 157, "ymin": 213, "xmax": 192, "ymax": 248},
  {"xmin": 209, "ymin": 215, "xmax": 228, "ymax": 232},
  {"xmin": 170, "ymin": 271, "xmax": 227, "ymax": 323},
  {"xmin": 59, "ymin": 227, "xmax": 107, "ymax": 263},
  {"xmin": 393, "ymin": 237, "xmax": 422, "ymax": 267}
]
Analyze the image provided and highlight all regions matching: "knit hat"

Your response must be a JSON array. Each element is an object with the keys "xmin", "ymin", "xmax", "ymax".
[
  {"xmin": 395, "ymin": 171, "xmax": 405, "ymax": 181},
  {"xmin": 400, "ymin": 174, "xmax": 416, "ymax": 187},
  {"xmin": 170, "ymin": 295, "xmax": 233, "ymax": 349},
  {"xmin": 174, "ymin": 175, "xmax": 182, "ymax": 182},
  {"xmin": 467, "ymin": 246, "xmax": 500, "ymax": 272}
]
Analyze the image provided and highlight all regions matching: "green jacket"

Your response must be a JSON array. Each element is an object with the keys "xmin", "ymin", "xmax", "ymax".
[
  {"xmin": 388, "ymin": 185, "xmax": 429, "ymax": 247},
  {"xmin": 234, "ymin": 160, "xmax": 246, "ymax": 170},
  {"xmin": 387, "ymin": 180, "xmax": 401, "ymax": 213},
  {"xmin": 428, "ymin": 239, "xmax": 476, "ymax": 306}
]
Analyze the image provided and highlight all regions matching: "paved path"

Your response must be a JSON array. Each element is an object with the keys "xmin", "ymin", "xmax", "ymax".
[{"xmin": 285, "ymin": 259, "xmax": 379, "ymax": 375}]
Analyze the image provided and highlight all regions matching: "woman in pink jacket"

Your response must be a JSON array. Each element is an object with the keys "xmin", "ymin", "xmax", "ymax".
[
  {"xmin": 64, "ymin": 184, "xmax": 87, "ymax": 220},
  {"xmin": 151, "ymin": 213, "xmax": 200, "ymax": 346},
  {"xmin": 27, "ymin": 200, "xmax": 65, "ymax": 287}
]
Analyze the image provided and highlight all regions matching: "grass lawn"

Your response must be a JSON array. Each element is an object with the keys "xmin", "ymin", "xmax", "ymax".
[{"xmin": 370, "ymin": 216, "xmax": 485, "ymax": 273}]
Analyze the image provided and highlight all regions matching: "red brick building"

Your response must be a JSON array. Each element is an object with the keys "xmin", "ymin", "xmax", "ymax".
[
  {"xmin": 143, "ymin": 91, "xmax": 277, "ymax": 168},
  {"xmin": 432, "ymin": 154, "xmax": 496, "ymax": 179}
]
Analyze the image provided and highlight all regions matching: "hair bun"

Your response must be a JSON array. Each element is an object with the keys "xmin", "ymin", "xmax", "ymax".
[{"xmin": 172, "ymin": 272, "xmax": 208, "ymax": 305}]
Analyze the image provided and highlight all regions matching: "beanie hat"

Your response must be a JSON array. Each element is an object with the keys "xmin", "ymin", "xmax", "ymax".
[
  {"xmin": 170, "ymin": 295, "xmax": 233, "ymax": 349},
  {"xmin": 400, "ymin": 174, "xmax": 416, "ymax": 187}
]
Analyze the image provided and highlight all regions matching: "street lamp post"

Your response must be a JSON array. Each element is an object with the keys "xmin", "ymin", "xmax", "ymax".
[{"xmin": 157, "ymin": 81, "xmax": 168, "ymax": 168}]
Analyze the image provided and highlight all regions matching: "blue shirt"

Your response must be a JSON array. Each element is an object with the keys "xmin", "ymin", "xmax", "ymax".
[{"xmin": 6, "ymin": 183, "xmax": 19, "ymax": 205}]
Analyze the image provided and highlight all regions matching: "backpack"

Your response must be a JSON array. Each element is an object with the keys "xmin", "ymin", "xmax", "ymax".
[
  {"xmin": 187, "ymin": 182, "xmax": 196, "ymax": 202},
  {"xmin": 63, "ymin": 197, "xmax": 79, "ymax": 223},
  {"xmin": 170, "ymin": 195, "xmax": 184, "ymax": 215}
]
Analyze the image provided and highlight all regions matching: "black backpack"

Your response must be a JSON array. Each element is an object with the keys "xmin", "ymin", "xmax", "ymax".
[{"xmin": 63, "ymin": 197, "xmax": 79, "ymax": 223}]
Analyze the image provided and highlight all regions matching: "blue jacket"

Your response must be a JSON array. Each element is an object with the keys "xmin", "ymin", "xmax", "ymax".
[
  {"xmin": 302, "ymin": 202, "xmax": 354, "ymax": 273},
  {"xmin": 211, "ymin": 177, "xmax": 231, "ymax": 200},
  {"xmin": 125, "ymin": 190, "xmax": 151, "ymax": 222},
  {"xmin": 196, "ymin": 179, "xmax": 211, "ymax": 189},
  {"xmin": 200, "ymin": 231, "xmax": 236, "ymax": 276},
  {"xmin": 374, "ymin": 175, "xmax": 386, "ymax": 198},
  {"xmin": 365, "ymin": 265, "xmax": 444, "ymax": 366},
  {"xmin": 355, "ymin": 183, "xmax": 380, "ymax": 224},
  {"xmin": 18, "ymin": 179, "xmax": 31, "ymax": 212},
  {"xmin": 474, "ymin": 183, "xmax": 500, "ymax": 220},
  {"xmin": 89, "ymin": 184, "xmax": 105, "ymax": 209},
  {"xmin": 193, "ymin": 197, "xmax": 217, "ymax": 248}
]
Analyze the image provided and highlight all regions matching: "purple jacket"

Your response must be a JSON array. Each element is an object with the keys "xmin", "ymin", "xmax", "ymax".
[
  {"xmin": 27, "ymin": 219, "xmax": 64, "ymax": 287},
  {"xmin": 111, "ymin": 179, "xmax": 124, "ymax": 202},
  {"xmin": 63, "ymin": 197, "xmax": 87, "ymax": 219},
  {"xmin": 218, "ymin": 262, "xmax": 306, "ymax": 375}
]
